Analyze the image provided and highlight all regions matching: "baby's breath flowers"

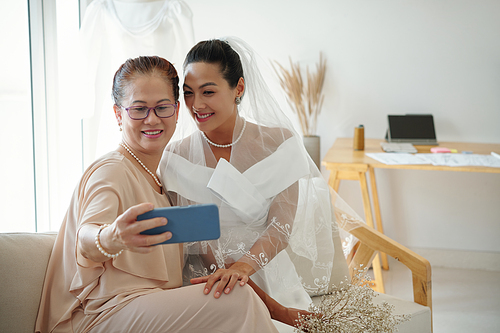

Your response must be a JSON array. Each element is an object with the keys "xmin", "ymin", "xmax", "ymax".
[{"xmin": 295, "ymin": 266, "xmax": 410, "ymax": 332}]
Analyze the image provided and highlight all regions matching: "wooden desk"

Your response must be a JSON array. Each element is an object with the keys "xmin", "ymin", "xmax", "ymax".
[{"xmin": 323, "ymin": 138, "xmax": 500, "ymax": 293}]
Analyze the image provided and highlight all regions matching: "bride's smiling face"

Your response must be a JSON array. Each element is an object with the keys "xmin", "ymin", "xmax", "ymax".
[{"xmin": 183, "ymin": 62, "xmax": 244, "ymax": 135}]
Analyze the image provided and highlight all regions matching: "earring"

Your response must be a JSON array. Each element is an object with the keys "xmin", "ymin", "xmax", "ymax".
[
  {"xmin": 119, "ymin": 124, "xmax": 122, "ymax": 131},
  {"xmin": 235, "ymin": 96, "xmax": 241, "ymax": 105}
]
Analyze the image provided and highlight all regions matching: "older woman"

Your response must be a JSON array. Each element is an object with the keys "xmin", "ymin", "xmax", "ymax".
[{"xmin": 35, "ymin": 56, "xmax": 277, "ymax": 333}]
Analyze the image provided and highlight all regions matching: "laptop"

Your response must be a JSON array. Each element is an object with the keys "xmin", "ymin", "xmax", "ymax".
[{"xmin": 386, "ymin": 114, "xmax": 438, "ymax": 145}]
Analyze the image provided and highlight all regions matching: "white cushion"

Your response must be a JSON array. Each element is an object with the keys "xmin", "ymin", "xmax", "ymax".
[
  {"xmin": 373, "ymin": 292, "xmax": 431, "ymax": 333},
  {"xmin": 0, "ymin": 233, "xmax": 57, "ymax": 333}
]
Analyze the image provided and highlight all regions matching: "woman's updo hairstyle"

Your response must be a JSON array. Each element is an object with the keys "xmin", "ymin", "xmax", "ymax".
[
  {"xmin": 112, "ymin": 55, "xmax": 180, "ymax": 106},
  {"xmin": 184, "ymin": 39, "xmax": 244, "ymax": 89}
]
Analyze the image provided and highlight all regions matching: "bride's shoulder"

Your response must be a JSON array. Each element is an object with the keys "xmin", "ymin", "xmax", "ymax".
[{"xmin": 248, "ymin": 122, "xmax": 294, "ymax": 144}]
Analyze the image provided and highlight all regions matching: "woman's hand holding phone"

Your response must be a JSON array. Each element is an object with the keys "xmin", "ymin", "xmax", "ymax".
[{"xmin": 100, "ymin": 203, "xmax": 172, "ymax": 254}]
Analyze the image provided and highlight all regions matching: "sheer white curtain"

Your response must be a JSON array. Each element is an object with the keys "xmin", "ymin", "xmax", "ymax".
[
  {"xmin": 0, "ymin": 0, "xmax": 82, "ymax": 233},
  {"xmin": 0, "ymin": 0, "xmax": 35, "ymax": 232},
  {"xmin": 78, "ymin": 0, "xmax": 195, "ymax": 167},
  {"xmin": 0, "ymin": 0, "xmax": 194, "ymax": 233}
]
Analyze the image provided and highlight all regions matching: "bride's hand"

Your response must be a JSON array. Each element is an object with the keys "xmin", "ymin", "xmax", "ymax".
[
  {"xmin": 190, "ymin": 262, "xmax": 254, "ymax": 298},
  {"xmin": 271, "ymin": 307, "xmax": 314, "ymax": 329}
]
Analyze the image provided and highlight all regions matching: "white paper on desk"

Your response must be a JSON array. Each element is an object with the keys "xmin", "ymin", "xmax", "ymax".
[
  {"xmin": 365, "ymin": 153, "xmax": 429, "ymax": 165},
  {"xmin": 418, "ymin": 154, "xmax": 500, "ymax": 167}
]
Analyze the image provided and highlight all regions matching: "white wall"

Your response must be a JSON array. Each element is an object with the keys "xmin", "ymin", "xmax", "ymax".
[{"xmin": 185, "ymin": 0, "xmax": 500, "ymax": 257}]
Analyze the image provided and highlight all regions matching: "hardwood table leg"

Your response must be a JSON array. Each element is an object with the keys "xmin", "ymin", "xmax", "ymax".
[
  {"xmin": 371, "ymin": 253, "xmax": 386, "ymax": 293},
  {"xmin": 358, "ymin": 171, "xmax": 374, "ymax": 228},
  {"xmin": 328, "ymin": 170, "xmax": 340, "ymax": 192},
  {"xmin": 368, "ymin": 167, "xmax": 389, "ymax": 270},
  {"xmin": 327, "ymin": 168, "xmax": 386, "ymax": 293},
  {"xmin": 358, "ymin": 171, "xmax": 386, "ymax": 292}
]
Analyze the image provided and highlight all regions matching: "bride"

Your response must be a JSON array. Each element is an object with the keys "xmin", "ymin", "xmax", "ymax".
[{"xmin": 160, "ymin": 37, "xmax": 350, "ymax": 331}]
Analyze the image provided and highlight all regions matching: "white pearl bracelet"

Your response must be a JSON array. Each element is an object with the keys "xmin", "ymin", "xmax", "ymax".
[{"xmin": 95, "ymin": 224, "xmax": 123, "ymax": 259}]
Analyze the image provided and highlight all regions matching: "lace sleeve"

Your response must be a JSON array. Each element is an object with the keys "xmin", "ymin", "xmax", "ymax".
[{"xmin": 236, "ymin": 181, "xmax": 298, "ymax": 271}]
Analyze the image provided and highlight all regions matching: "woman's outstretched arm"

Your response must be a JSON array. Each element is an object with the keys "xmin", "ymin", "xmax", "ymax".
[{"xmin": 78, "ymin": 203, "xmax": 172, "ymax": 262}]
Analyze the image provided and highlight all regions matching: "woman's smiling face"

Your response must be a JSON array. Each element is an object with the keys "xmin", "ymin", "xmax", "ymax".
[
  {"xmin": 183, "ymin": 62, "xmax": 243, "ymax": 136},
  {"xmin": 115, "ymin": 75, "xmax": 178, "ymax": 155}
]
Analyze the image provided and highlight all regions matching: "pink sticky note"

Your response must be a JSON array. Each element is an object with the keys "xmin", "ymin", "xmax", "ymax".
[{"xmin": 431, "ymin": 147, "xmax": 451, "ymax": 153}]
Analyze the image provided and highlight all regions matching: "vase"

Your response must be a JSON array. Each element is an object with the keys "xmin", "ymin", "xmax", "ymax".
[{"xmin": 303, "ymin": 135, "xmax": 321, "ymax": 169}]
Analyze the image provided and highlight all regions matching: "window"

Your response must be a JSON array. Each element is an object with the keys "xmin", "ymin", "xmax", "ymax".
[
  {"xmin": 1, "ymin": 0, "xmax": 81, "ymax": 232},
  {"xmin": 1, "ymin": 0, "xmax": 193, "ymax": 233},
  {"xmin": 0, "ymin": 1, "xmax": 34, "ymax": 232}
]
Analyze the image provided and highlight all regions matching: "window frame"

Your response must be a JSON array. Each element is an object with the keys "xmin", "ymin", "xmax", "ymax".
[{"xmin": 26, "ymin": 0, "xmax": 83, "ymax": 232}]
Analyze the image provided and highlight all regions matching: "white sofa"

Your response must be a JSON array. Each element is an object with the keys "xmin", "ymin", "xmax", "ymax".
[
  {"xmin": 0, "ymin": 233, "xmax": 57, "ymax": 333},
  {"xmin": 0, "ymin": 227, "xmax": 432, "ymax": 332}
]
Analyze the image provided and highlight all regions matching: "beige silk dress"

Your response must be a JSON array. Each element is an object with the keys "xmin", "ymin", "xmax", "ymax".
[{"xmin": 35, "ymin": 151, "xmax": 277, "ymax": 333}]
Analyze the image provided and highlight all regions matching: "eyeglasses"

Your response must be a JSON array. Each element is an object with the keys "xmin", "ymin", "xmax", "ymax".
[{"xmin": 121, "ymin": 103, "xmax": 177, "ymax": 120}]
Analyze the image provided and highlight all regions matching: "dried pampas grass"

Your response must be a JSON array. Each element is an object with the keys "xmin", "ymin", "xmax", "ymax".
[{"xmin": 273, "ymin": 53, "xmax": 327, "ymax": 136}]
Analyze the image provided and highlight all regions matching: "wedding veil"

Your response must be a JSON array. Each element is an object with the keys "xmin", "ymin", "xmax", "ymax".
[{"xmin": 159, "ymin": 36, "xmax": 363, "ymax": 296}]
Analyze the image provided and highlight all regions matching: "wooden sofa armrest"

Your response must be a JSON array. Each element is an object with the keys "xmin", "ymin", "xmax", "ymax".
[{"xmin": 346, "ymin": 224, "xmax": 432, "ymax": 310}]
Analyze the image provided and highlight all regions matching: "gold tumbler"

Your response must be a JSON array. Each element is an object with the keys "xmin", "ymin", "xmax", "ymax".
[{"xmin": 353, "ymin": 125, "xmax": 364, "ymax": 150}]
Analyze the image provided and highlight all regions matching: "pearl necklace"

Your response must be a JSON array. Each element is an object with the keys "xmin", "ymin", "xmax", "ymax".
[
  {"xmin": 119, "ymin": 142, "xmax": 162, "ymax": 189},
  {"xmin": 201, "ymin": 118, "xmax": 247, "ymax": 148}
]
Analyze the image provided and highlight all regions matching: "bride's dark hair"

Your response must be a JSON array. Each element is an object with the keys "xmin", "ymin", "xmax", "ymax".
[{"xmin": 184, "ymin": 39, "xmax": 244, "ymax": 89}]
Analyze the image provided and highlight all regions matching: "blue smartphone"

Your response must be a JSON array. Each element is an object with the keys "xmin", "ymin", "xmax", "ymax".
[{"xmin": 137, "ymin": 204, "xmax": 220, "ymax": 245}]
